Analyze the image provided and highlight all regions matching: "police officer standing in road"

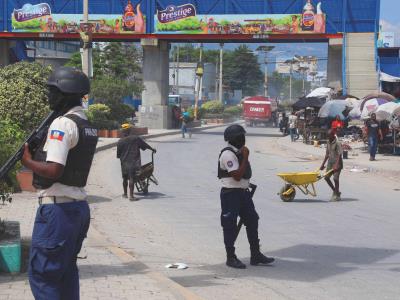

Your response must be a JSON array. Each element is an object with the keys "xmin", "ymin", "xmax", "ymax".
[
  {"xmin": 21, "ymin": 67, "xmax": 98, "ymax": 299},
  {"xmin": 218, "ymin": 124, "xmax": 274, "ymax": 268}
]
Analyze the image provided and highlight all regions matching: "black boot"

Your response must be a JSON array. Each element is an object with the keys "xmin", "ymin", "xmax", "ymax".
[
  {"xmin": 226, "ymin": 247, "xmax": 246, "ymax": 269},
  {"xmin": 250, "ymin": 241, "xmax": 275, "ymax": 266}
]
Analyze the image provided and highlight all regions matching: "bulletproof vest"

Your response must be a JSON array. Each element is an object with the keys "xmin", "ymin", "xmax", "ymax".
[
  {"xmin": 217, "ymin": 147, "xmax": 252, "ymax": 180},
  {"xmin": 33, "ymin": 114, "xmax": 98, "ymax": 189}
]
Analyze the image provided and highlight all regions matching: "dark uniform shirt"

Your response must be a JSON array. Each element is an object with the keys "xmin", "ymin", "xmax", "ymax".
[{"xmin": 117, "ymin": 135, "xmax": 151, "ymax": 174}]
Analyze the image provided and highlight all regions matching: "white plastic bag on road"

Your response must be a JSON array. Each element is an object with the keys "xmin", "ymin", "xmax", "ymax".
[{"xmin": 165, "ymin": 263, "xmax": 188, "ymax": 270}]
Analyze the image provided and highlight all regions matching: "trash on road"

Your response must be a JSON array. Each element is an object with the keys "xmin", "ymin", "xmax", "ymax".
[
  {"xmin": 349, "ymin": 167, "xmax": 369, "ymax": 173},
  {"xmin": 165, "ymin": 263, "xmax": 188, "ymax": 270}
]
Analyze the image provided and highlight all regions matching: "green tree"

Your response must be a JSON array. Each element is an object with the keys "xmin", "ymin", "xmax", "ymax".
[
  {"xmin": 170, "ymin": 44, "xmax": 221, "ymax": 63},
  {"xmin": 90, "ymin": 76, "xmax": 136, "ymax": 125},
  {"xmin": 65, "ymin": 42, "xmax": 143, "ymax": 80},
  {"xmin": 223, "ymin": 45, "xmax": 263, "ymax": 96},
  {"xmin": 65, "ymin": 42, "xmax": 144, "ymax": 125},
  {"xmin": 100, "ymin": 42, "xmax": 142, "ymax": 79},
  {"xmin": 0, "ymin": 62, "xmax": 51, "ymax": 133},
  {"xmin": 0, "ymin": 119, "xmax": 25, "ymax": 190}
]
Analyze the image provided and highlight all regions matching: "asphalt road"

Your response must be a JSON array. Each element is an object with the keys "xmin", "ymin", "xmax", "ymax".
[{"xmin": 86, "ymin": 126, "xmax": 400, "ymax": 300}]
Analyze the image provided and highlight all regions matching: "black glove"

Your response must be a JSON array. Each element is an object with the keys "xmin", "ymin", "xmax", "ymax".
[{"xmin": 152, "ymin": 149, "xmax": 157, "ymax": 153}]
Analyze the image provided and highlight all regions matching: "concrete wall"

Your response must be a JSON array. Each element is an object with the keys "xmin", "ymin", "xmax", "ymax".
[
  {"xmin": 346, "ymin": 32, "xmax": 378, "ymax": 98},
  {"xmin": 0, "ymin": 40, "xmax": 10, "ymax": 67},
  {"xmin": 327, "ymin": 38, "xmax": 343, "ymax": 90}
]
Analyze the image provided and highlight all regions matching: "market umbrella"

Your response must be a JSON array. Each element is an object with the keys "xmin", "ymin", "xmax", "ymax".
[
  {"xmin": 360, "ymin": 98, "xmax": 388, "ymax": 119},
  {"xmin": 318, "ymin": 100, "xmax": 349, "ymax": 119},
  {"xmin": 306, "ymin": 87, "xmax": 332, "ymax": 99},
  {"xmin": 363, "ymin": 91, "xmax": 396, "ymax": 102},
  {"xmin": 292, "ymin": 97, "xmax": 326, "ymax": 111},
  {"xmin": 375, "ymin": 102, "xmax": 400, "ymax": 121}
]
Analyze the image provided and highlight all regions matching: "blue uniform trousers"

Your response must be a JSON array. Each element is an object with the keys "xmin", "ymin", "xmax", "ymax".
[
  {"xmin": 29, "ymin": 201, "xmax": 90, "ymax": 300},
  {"xmin": 220, "ymin": 188, "xmax": 259, "ymax": 249}
]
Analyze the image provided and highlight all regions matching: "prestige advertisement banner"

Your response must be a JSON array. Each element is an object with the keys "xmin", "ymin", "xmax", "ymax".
[
  {"xmin": 155, "ymin": 1, "xmax": 326, "ymax": 35},
  {"xmin": 11, "ymin": 1, "xmax": 146, "ymax": 34}
]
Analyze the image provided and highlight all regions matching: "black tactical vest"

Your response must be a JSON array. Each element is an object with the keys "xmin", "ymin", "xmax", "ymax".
[
  {"xmin": 33, "ymin": 114, "xmax": 98, "ymax": 189},
  {"xmin": 217, "ymin": 147, "xmax": 252, "ymax": 180}
]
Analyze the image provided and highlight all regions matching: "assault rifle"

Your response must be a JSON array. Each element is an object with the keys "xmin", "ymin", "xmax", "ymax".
[{"xmin": 0, "ymin": 111, "xmax": 60, "ymax": 185}]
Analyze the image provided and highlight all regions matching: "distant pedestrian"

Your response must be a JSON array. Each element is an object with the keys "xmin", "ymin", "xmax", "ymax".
[
  {"xmin": 181, "ymin": 109, "xmax": 192, "ymax": 138},
  {"xmin": 365, "ymin": 113, "xmax": 382, "ymax": 161},
  {"xmin": 288, "ymin": 112, "xmax": 298, "ymax": 142},
  {"xmin": 320, "ymin": 129, "xmax": 343, "ymax": 201},
  {"xmin": 117, "ymin": 124, "xmax": 156, "ymax": 201}
]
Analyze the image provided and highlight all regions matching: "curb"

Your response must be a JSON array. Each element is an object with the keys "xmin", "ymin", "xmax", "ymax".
[
  {"xmin": 276, "ymin": 137, "xmax": 400, "ymax": 178},
  {"xmin": 95, "ymin": 123, "xmax": 230, "ymax": 153}
]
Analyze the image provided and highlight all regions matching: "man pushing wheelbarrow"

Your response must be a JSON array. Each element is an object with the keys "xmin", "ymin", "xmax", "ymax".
[
  {"xmin": 320, "ymin": 129, "xmax": 343, "ymax": 201},
  {"xmin": 277, "ymin": 129, "xmax": 342, "ymax": 202}
]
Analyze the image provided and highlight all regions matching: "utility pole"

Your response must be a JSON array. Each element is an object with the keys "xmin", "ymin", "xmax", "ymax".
[
  {"xmin": 194, "ymin": 43, "xmax": 203, "ymax": 120},
  {"xmin": 264, "ymin": 53, "xmax": 268, "ymax": 97},
  {"xmin": 176, "ymin": 45, "xmax": 180, "ymax": 95},
  {"xmin": 198, "ymin": 44, "xmax": 203, "ymax": 102},
  {"xmin": 215, "ymin": 58, "xmax": 219, "ymax": 99},
  {"xmin": 219, "ymin": 43, "xmax": 224, "ymax": 103},
  {"xmin": 256, "ymin": 45, "xmax": 274, "ymax": 98},
  {"xmin": 289, "ymin": 62, "xmax": 293, "ymax": 103},
  {"xmin": 81, "ymin": 0, "xmax": 91, "ymax": 77},
  {"xmin": 172, "ymin": 46, "xmax": 176, "ymax": 93}
]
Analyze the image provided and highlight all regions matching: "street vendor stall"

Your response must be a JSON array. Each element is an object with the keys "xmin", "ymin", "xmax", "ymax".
[
  {"xmin": 376, "ymin": 103, "xmax": 400, "ymax": 155},
  {"xmin": 292, "ymin": 97, "xmax": 326, "ymax": 144}
]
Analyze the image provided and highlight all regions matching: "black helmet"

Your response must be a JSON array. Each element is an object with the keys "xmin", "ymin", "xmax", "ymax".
[
  {"xmin": 47, "ymin": 67, "xmax": 90, "ymax": 96},
  {"xmin": 224, "ymin": 124, "xmax": 246, "ymax": 142}
]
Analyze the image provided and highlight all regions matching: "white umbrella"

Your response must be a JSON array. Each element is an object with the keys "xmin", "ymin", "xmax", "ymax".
[
  {"xmin": 318, "ymin": 100, "xmax": 348, "ymax": 119},
  {"xmin": 307, "ymin": 87, "xmax": 332, "ymax": 98},
  {"xmin": 361, "ymin": 98, "xmax": 389, "ymax": 119},
  {"xmin": 375, "ymin": 102, "xmax": 400, "ymax": 121}
]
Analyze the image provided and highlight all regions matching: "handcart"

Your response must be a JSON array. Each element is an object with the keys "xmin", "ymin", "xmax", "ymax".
[
  {"xmin": 277, "ymin": 169, "xmax": 333, "ymax": 202},
  {"xmin": 135, "ymin": 151, "xmax": 158, "ymax": 194}
]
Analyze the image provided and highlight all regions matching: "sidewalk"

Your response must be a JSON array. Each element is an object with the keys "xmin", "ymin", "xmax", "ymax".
[
  {"xmin": 277, "ymin": 135, "xmax": 400, "ymax": 178},
  {"xmin": 0, "ymin": 124, "xmax": 217, "ymax": 300},
  {"xmin": 0, "ymin": 193, "xmax": 182, "ymax": 300},
  {"xmin": 96, "ymin": 123, "xmax": 231, "ymax": 152}
]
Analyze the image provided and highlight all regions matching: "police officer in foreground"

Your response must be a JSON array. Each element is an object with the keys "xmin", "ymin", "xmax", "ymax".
[
  {"xmin": 218, "ymin": 124, "xmax": 274, "ymax": 268},
  {"xmin": 21, "ymin": 67, "xmax": 98, "ymax": 299}
]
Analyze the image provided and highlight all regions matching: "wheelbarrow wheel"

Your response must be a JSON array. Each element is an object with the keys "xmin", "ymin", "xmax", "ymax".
[{"xmin": 279, "ymin": 184, "xmax": 296, "ymax": 202}]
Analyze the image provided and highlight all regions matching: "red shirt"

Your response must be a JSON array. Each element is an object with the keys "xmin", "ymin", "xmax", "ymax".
[{"xmin": 331, "ymin": 120, "xmax": 344, "ymax": 129}]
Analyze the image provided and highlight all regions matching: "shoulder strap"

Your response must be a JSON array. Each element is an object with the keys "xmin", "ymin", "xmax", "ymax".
[
  {"xmin": 64, "ymin": 113, "xmax": 86, "ymax": 125},
  {"xmin": 219, "ymin": 146, "xmax": 237, "ymax": 159}
]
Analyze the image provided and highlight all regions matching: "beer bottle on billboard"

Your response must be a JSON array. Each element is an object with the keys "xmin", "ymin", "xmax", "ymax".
[
  {"xmin": 123, "ymin": 0, "xmax": 135, "ymax": 31},
  {"xmin": 302, "ymin": 0, "xmax": 315, "ymax": 31}
]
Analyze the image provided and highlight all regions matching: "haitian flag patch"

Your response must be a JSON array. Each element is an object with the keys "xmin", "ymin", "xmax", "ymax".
[{"xmin": 50, "ymin": 130, "xmax": 65, "ymax": 141}]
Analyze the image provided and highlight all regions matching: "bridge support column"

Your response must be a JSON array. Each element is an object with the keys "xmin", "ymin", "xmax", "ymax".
[
  {"xmin": 0, "ymin": 40, "xmax": 11, "ymax": 67},
  {"xmin": 345, "ymin": 32, "xmax": 378, "ymax": 98},
  {"xmin": 327, "ymin": 38, "xmax": 343, "ymax": 91},
  {"xmin": 139, "ymin": 39, "xmax": 171, "ymax": 129}
]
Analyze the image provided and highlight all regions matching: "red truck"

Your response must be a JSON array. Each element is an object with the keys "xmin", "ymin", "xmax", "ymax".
[{"xmin": 242, "ymin": 96, "xmax": 278, "ymax": 127}]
